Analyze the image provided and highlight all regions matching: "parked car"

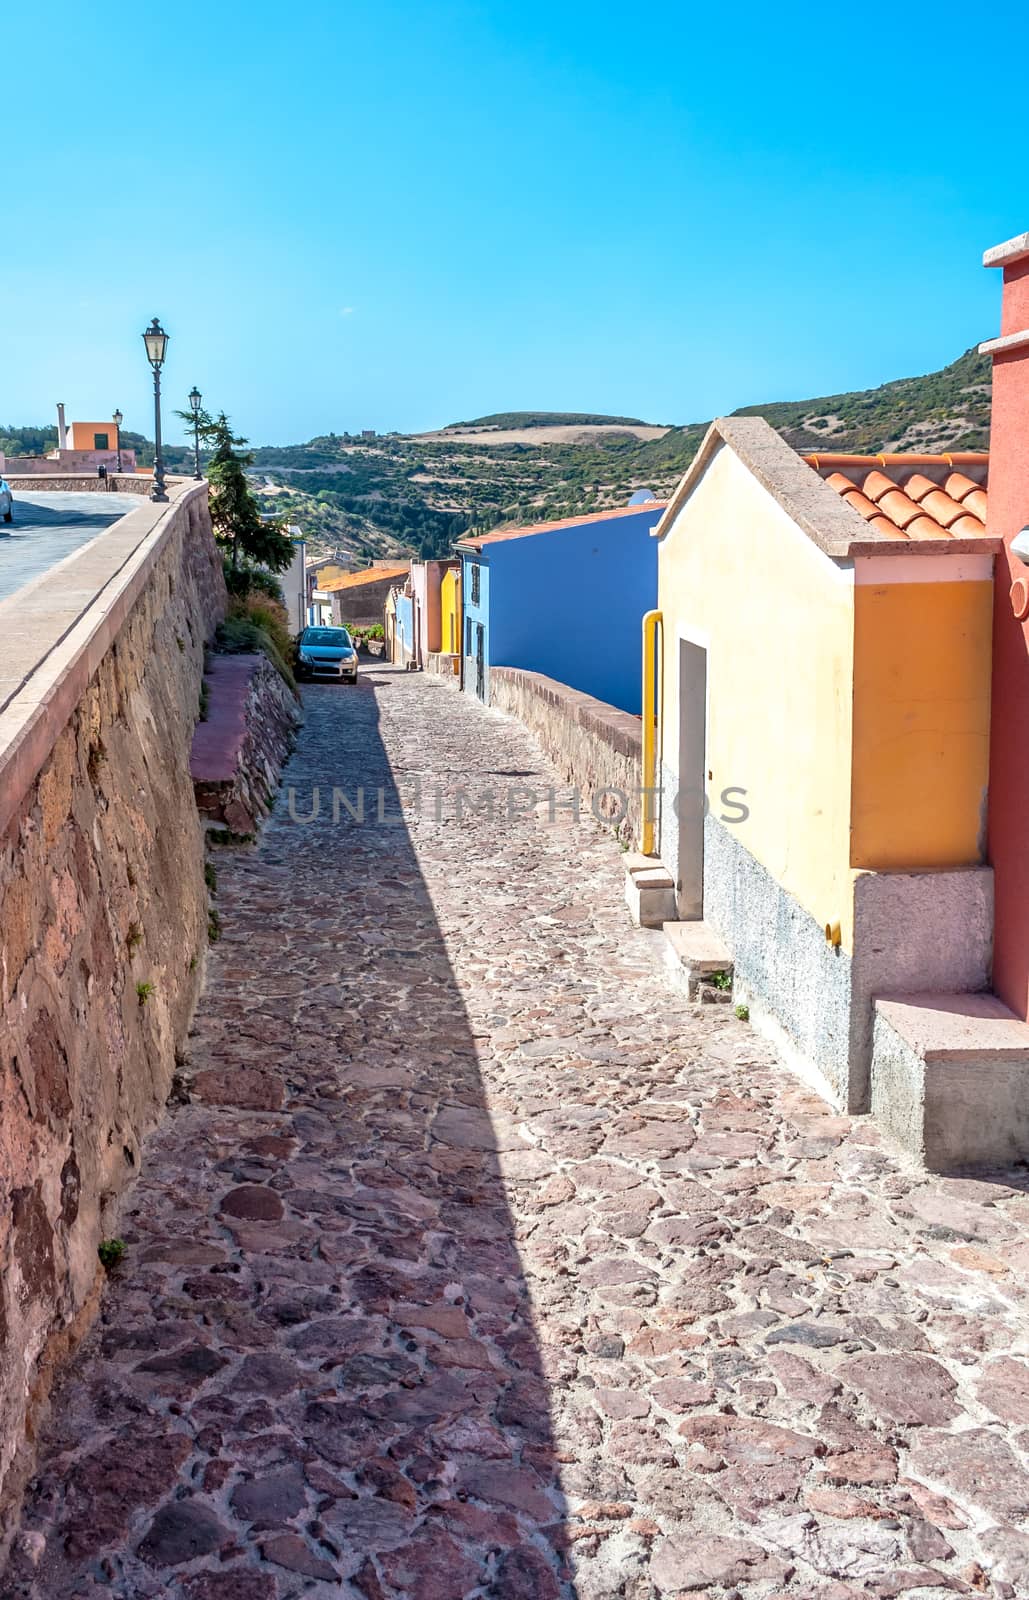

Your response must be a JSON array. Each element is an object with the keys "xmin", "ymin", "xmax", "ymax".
[
  {"xmin": 296, "ymin": 625, "xmax": 359, "ymax": 683},
  {"xmin": 0, "ymin": 478, "xmax": 12, "ymax": 524}
]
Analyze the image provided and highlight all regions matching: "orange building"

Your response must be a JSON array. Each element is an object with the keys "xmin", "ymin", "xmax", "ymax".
[{"xmin": 67, "ymin": 420, "xmax": 120, "ymax": 453}]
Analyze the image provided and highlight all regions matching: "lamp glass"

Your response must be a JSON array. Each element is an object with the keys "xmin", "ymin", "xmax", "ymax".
[
  {"xmin": 189, "ymin": 387, "xmax": 202, "ymax": 414},
  {"xmin": 143, "ymin": 319, "xmax": 168, "ymax": 367}
]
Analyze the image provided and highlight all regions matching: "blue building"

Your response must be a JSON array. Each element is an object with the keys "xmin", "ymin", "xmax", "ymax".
[{"xmin": 456, "ymin": 501, "xmax": 663, "ymax": 713}]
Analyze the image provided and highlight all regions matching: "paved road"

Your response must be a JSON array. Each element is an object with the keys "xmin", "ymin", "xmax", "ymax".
[
  {"xmin": 9, "ymin": 668, "xmax": 1029, "ymax": 1597},
  {"xmin": 0, "ymin": 491, "xmax": 139, "ymax": 601}
]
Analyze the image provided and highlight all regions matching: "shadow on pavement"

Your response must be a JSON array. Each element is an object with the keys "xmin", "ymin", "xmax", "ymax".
[{"xmin": 8, "ymin": 674, "xmax": 572, "ymax": 1599}]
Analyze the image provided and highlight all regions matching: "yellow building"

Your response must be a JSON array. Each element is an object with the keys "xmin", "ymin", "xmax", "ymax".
[
  {"xmin": 647, "ymin": 418, "xmax": 995, "ymax": 1113},
  {"xmin": 440, "ymin": 565, "xmax": 462, "ymax": 658}
]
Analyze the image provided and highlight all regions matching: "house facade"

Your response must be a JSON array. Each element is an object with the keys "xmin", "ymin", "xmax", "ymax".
[
  {"xmin": 440, "ymin": 565, "xmax": 462, "ymax": 657},
  {"xmin": 408, "ymin": 559, "xmax": 459, "ymax": 669},
  {"xmin": 325, "ymin": 562, "xmax": 410, "ymax": 627},
  {"xmin": 648, "ymin": 419, "xmax": 998, "ymax": 1157},
  {"xmin": 983, "ymin": 231, "xmax": 1029, "ymax": 1023},
  {"xmin": 456, "ymin": 501, "xmax": 663, "ymax": 713}
]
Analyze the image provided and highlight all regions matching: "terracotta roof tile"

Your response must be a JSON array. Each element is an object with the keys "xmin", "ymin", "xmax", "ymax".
[
  {"xmin": 321, "ymin": 562, "xmax": 410, "ymax": 593},
  {"xmin": 803, "ymin": 452, "xmax": 989, "ymax": 543}
]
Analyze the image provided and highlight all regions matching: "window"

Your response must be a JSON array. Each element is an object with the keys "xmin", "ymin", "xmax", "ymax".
[
  {"xmin": 93, "ymin": 432, "xmax": 109, "ymax": 450},
  {"xmin": 470, "ymin": 563, "xmax": 481, "ymax": 605}
]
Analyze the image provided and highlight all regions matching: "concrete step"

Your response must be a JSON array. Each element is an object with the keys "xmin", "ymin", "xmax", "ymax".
[
  {"xmin": 872, "ymin": 992, "xmax": 1029, "ymax": 1170},
  {"xmin": 624, "ymin": 855, "xmax": 676, "ymax": 928},
  {"xmin": 661, "ymin": 920, "xmax": 732, "ymax": 999}
]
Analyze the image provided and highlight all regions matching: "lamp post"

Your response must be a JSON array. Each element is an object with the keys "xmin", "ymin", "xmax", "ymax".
[
  {"xmin": 142, "ymin": 317, "xmax": 169, "ymax": 503},
  {"xmin": 113, "ymin": 408, "xmax": 123, "ymax": 473},
  {"xmin": 188, "ymin": 386, "xmax": 203, "ymax": 480}
]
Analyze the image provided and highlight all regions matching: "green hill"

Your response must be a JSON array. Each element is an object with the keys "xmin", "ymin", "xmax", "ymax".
[
  {"xmin": 732, "ymin": 345, "xmax": 990, "ymax": 455},
  {"xmin": 3, "ymin": 347, "xmax": 992, "ymax": 565},
  {"xmin": 445, "ymin": 410, "xmax": 651, "ymax": 429}
]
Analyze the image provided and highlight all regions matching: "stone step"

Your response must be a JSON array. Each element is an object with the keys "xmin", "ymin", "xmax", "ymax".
[
  {"xmin": 624, "ymin": 870, "xmax": 681, "ymax": 934},
  {"xmin": 662, "ymin": 920, "xmax": 732, "ymax": 999},
  {"xmin": 872, "ymin": 992, "xmax": 1029, "ymax": 1170}
]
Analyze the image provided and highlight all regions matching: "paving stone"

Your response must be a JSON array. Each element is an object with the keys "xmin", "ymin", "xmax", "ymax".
[
  {"xmin": 10, "ymin": 670, "xmax": 1029, "ymax": 1600},
  {"xmin": 259, "ymin": 1532, "xmax": 337, "ymax": 1579},
  {"xmin": 137, "ymin": 1500, "xmax": 230, "ymax": 1567},
  {"xmin": 229, "ymin": 1465, "xmax": 307, "ymax": 1524},
  {"xmin": 838, "ymin": 1353, "xmax": 960, "ymax": 1426}
]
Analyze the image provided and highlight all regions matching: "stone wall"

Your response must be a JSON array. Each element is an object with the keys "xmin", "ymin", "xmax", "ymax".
[
  {"xmin": 0, "ymin": 482, "xmax": 225, "ymax": 1549},
  {"xmin": 4, "ymin": 474, "xmax": 169, "ymax": 495},
  {"xmin": 489, "ymin": 666, "xmax": 643, "ymax": 845}
]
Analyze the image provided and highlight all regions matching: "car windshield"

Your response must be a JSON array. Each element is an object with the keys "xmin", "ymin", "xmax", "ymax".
[{"xmin": 303, "ymin": 629, "xmax": 351, "ymax": 646}]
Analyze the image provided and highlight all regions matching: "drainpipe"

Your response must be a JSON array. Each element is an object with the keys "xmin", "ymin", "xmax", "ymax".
[{"xmin": 641, "ymin": 609, "xmax": 663, "ymax": 856}]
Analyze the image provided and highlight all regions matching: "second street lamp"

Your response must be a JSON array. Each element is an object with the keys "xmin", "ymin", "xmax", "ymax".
[
  {"xmin": 189, "ymin": 386, "xmax": 203, "ymax": 480},
  {"xmin": 142, "ymin": 317, "xmax": 169, "ymax": 503},
  {"xmin": 113, "ymin": 408, "xmax": 123, "ymax": 474}
]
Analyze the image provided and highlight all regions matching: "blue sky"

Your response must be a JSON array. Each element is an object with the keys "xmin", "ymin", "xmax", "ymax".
[{"xmin": 3, "ymin": 0, "xmax": 1026, "ymax": 444}]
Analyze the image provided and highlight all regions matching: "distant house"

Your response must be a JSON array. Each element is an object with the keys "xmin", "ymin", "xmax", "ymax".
[
  {"xmin": 440, "ymin": 565, "xmax": 462, "ymax": 658},
  {"xmin": 455, "ymin": 502, "xmax": 664, "ymax": 713},
  {"xmin": 323, "ymin": 561, "xmax": 410, "ymax": 627},
  {"xmin": 409, "ymin": 559, "xmax": 460, "ymax": 671},
  {"xmin": 385, "ymin": 581, "xmax": 415, "ymax": 666},
  {"xmin": 7, "ymin": 409, "xmax": 137, "ymax": 475}
]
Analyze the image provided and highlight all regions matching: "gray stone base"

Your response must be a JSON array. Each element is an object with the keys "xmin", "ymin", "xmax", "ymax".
[
  {"xmin": 700, "ymin": 811, "xmax": 858, "ymax": 1106},
  {"xmin": 656, "ymin": 803, "xmax": 995, "ymax": 1116}
]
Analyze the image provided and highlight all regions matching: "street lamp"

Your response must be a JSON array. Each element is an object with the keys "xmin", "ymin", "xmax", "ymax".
[
  {"xmin": 113, "ymin": 409, "xmax": 123, "ymax": 473},
  {"xmin": 142, "ymin": 317, "xmax": 169, "ymax": 503},
  {"xmin": 188, "ymin": 386, "xmax": 203, "ymax": 480}
]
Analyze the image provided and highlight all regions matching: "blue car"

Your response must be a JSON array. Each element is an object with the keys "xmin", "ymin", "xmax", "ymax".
[
  {"xmin": 0, "ymin": 478, "xmax": 12, "ymax": 524},
  {"xmin": 296, "ymin": 625, "xmax": 359, "ymax": 683}
]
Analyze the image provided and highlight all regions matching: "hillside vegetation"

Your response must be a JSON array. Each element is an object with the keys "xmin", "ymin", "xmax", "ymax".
[
  {"xmin": 443, "ymin": 410, "xmax": 651, "ymax": 429},
  {"xmin": 253, "ymin": 346, "xmax": 991, "ymax": 561},
  {"xmin": 2, "ymin": 347, "xmax": 991, "ymax": 565}
]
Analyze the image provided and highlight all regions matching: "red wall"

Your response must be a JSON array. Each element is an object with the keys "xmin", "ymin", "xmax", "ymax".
[{"xmin": 987, "ymin": 257, "xmax": 1029, "ymax": 1017}]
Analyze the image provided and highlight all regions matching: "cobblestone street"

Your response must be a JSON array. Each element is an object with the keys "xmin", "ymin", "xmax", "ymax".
[{"xmin": 10, "ymin": 665, "xmax": 1029, "ymax": 1598}]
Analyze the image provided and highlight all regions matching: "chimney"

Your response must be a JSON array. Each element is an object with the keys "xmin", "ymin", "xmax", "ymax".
[
  {"xmin": 56, "ymin": 403, "xmax": 67, "ymax": 451},
  {"xmin": 983, "ymin": 231, "xmax": 1029, "ymax": 1017}
]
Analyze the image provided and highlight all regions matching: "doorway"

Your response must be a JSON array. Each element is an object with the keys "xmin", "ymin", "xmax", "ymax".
[{"xmin": 677, "ymin": 638, "xmax": 707, "ymax": 920}]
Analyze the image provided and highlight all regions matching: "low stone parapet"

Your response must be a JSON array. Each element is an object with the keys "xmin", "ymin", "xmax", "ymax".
[
  {"xmin": 489, "ymin": 666, "xmax": 643, "ymax": 845},
  {"xmin": 4, "ymin": 474, "xmax": 183, "ymax": 495}
]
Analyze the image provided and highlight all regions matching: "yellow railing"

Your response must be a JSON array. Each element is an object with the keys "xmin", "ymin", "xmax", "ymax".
[{"xmin": 641, "ymin": 609, "xmax": 663, "ymax": 855}]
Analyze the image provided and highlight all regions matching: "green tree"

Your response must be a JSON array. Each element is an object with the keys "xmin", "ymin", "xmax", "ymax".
[{"xmin": 178, "ymin": 408, "xmax": 293, "ymax": 575}]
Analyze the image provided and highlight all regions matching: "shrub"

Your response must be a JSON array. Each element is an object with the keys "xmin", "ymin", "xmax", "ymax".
[
  {"xmin": 217, "ymin": 590, "xmax": 296, "ymax": 691},
  {"xmin": 98, "ymin": 1238, "xmax": 127, "ymax": 1271}
]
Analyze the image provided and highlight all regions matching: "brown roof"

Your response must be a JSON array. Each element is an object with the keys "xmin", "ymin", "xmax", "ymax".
[
  {"xmin": 320, "ymin": 562, "xmax": 410, "ymax": 594},
  {"xmin": 805, "ymin": 453, "xmax": 989, "ymax": 542},
  {"xmin": 457, "ymin": 502, "xmax": 664, "ymax": 554}
]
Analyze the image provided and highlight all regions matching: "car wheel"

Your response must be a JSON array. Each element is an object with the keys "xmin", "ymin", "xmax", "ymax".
[{"xmin": 3, "ymin": 512, "xmax": 11, "ymax": 523}]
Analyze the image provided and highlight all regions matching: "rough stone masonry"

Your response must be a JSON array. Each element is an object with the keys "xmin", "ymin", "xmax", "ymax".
[
  {"xmin": 7, "ymin": 667, "xmax": 1029, "ymax": 1598},
  {"xmin": 0, "ymin": 485, "xmax": 225, "ymax": 1552}
]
